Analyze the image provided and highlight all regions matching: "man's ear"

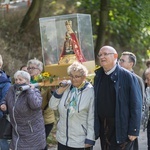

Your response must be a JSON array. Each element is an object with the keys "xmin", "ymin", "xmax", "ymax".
[
  {"xmin": 130, "ymin": 62, "xmax": 134, "ymax": 68},
  {"xmin": 114, "ymin": 53, "xmax": 118, "ymax": 59}
]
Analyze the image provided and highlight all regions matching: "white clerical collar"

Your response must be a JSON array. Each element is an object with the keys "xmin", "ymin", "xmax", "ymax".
[{"xmin": 105, "ymin": 64, "xmax": 117, "ymax": 75}]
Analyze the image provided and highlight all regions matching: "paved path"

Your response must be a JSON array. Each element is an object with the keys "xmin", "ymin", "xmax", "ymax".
[
  {"xmin": 93, "ymin": 129, "xmax": 147, "ymax": 150},
  {"xmin": 48, "ymin": 129, "xmax": 147, "ymax": 150}
]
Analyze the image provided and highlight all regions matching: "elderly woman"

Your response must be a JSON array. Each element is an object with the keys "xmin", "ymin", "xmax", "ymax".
[
  {"xmin": 27, "ymin": 58, "xmax": 55, "ymax": 150},
  {"xmin": 49, "ymin": 61, "xmax": 95, "ymax": 150},
  {"xmin": 0, "ymin": 70, "xmax": 46, "ymax": 150}
]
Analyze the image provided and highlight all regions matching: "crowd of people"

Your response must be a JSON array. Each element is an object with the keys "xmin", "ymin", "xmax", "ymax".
[{"xmin": 0, "ymin": 45, "xmax": 150, "ymax": 150}]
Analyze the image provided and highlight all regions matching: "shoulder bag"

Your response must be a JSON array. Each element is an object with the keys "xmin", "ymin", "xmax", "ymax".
[{"xmin": 0, "ymin": 115, "xmax": 12, "ymax": 139}]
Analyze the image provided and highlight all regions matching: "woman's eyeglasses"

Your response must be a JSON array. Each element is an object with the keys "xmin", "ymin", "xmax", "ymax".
[
  {"xmin": 27, "ymin": 67, "xmax": 39, "ymax": 70},
  {"xmin": 69, "ymin": 75, "xmax": 82, "ymax": 79}
]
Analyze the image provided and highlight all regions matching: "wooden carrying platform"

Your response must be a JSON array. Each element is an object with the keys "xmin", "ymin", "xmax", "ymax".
[
  {"xmin": 40, "ymin": 60, "xmax": 95, "ymax": 86},
  {"xmin": 44, "ymin": 60, "xmax": 95, "ymax": 77}
]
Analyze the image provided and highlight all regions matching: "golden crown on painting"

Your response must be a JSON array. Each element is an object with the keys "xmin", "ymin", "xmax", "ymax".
[{"xmin": 65, "ymin": 20, "xmax": 72, "ymax": 26}]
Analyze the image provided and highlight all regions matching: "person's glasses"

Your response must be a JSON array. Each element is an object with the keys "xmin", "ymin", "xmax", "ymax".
[
  {"xmin": 27, "ymin": 67, "xmax": 39, "ymax": 70},
  {"xmin": 119, "ymin": 59, "xmax": 126, "ymax": 63},
  {"xmin": 97, "ymin": 53, "xmax": 114, "ymax": 58},
  {"xmin": 69, "ymin": 75, "xmax": 82, "ymax": 79}
]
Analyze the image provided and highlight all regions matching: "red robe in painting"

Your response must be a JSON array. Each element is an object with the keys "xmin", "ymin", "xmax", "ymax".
[{"xmin": 60, "ymin": 32, "xmax": 86, "ymax": 63}]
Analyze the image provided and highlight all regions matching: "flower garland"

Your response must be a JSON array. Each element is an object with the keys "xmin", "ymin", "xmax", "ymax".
[
  {"xmin": 34, "ymin": 72, "xmax": 56, "ymax": 83},
  {"xmin": 33, "ymin": 65, "xmax": 100, "ymax": 85}
]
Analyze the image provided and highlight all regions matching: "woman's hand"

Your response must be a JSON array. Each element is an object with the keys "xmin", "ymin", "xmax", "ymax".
[
  {"xmin": 56, "ymin": 85, "xmax": 70, "ymax": 95},
  {"xmin": 29, "ymin": 84, "xmax": 35, "ymax": 89},
  {"xmin": 56, "ymin": 80, "xmax": 71, "ymax": 94},
  {"xmin": 0, "ymin": 104, "xmax": 7, "ymax": 111}
]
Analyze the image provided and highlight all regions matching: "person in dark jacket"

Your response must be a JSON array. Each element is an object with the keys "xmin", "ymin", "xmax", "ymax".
[
  {"xmin": 0, "ymin": 70, "xmax": 46, "ymax": 150},
  {"xmin": 119, "ymin": 51, "xmax": 145, "ymax": 101},
  {"xmin": 94, "ymin": 46, "xmax": 142, "ymax": 150},
  {"xmin": 0, "ymin": 54, "xmax": 11, "ymax": 150},
  {"xmin": 119, "ymin": 51, "xmax": 148, "ymax": 131}
]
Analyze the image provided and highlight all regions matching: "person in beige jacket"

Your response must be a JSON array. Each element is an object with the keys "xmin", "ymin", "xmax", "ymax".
[{"xmin": 27, "ymin": 58, "xmax": 55, "ymax": 150}]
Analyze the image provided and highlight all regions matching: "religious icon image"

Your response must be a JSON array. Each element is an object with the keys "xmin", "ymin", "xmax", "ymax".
[
  {"xmin": 39, "ymin": 14, "xmax": 95, "ymax": 79},
  {"xmin": 59, "ymin": 20, "xmax": 86, "ymax": 64}
]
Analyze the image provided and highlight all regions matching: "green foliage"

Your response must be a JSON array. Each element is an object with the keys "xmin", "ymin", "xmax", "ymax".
[
  {"xmin": 109, "ymin": 0, "xmax": 150, "ymax": 63},
  {"xmin": 0, "ymin": 0, "xmax": 150, "ymax": 76},
  {"xmin": 75, "ymin": 0, "xmax": 150, "ymax": 63},
  {"xmin": 76, "ymin": 0, "xmax": 100, "ymax": 35}
]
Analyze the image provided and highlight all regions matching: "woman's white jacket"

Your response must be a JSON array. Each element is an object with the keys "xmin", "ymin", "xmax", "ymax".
[{"xmin": 49, "ymin": 82, "xmax": 95, "ymax": 148}]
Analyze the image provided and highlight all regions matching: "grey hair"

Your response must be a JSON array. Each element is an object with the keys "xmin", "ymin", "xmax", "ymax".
[
  {"xmin": 14, "ymin": 70, "xmax": 31, "ymax": 83},
  {"xmin": 67, "ymin": 61, "xmax": 88, "ymax": 76},
  {"xmin": 0, "ymin": 55, "xmax": 3, "ymax": 66},
  {"xmin": 27, "ymin": 58, "xmax": 43, "ymax": 72}
]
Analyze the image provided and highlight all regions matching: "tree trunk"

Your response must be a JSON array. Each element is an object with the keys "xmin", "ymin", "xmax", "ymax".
[
  {"xmin": 94, "ymin": 0, "xmax": 110, "ymax": 65},
  {"xmin": 19, "ymin": 0, "xmax": 44, "ymax": 34}
]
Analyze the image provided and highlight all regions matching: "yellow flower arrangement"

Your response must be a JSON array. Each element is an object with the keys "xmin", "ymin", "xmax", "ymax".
[
  {"xmin": 34, "ymin": 72, "xmax": 56, "ymax": 83},
  {"xmin": 94, "ymin": 65, "xmax": 100, "ymax": 71},
  {"xmin": 33, "ymin": 65, "xmax": 100, "ymax": 85}
]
